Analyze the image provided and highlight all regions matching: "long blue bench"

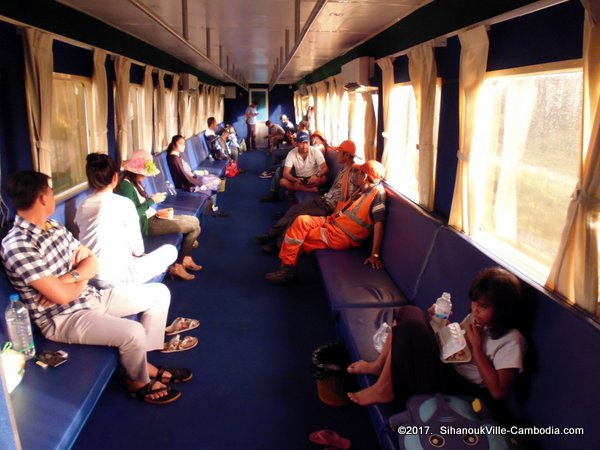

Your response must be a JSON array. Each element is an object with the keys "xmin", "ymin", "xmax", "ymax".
[
  {"xmin": 0, "ymin": 136, "xmax": 213, "ymax": 449},
  {"xmin": 183, "ymin": 132, "xmax": 228, "ymax": 177},
  {"xmin": 324, "ymin": 201, "xmax": 600, "ymax": 449}
]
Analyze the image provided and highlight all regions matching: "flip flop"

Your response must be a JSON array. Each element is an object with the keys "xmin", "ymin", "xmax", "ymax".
[
  {"xmin": 154, "ymin": 366, "xmax": 193, "ymax": 384},
  {"xmin": 165, "ymin": 317, "xmax": 200, "ymax": 336},
  {"xmin": 128, "ymin": 380, "xmax": 181, "ymax": 405},
  {"xmin": 308, "ymin": 430, "xmax": 351, "ymax": 449},
  {"xmin": 161, "ymin": 334, "xmax": 198, "ymax": 353}
]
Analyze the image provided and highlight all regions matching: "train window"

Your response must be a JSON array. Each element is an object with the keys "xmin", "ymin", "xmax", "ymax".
[
  {"xmin": 384, "ymin": 82, "xmax": 440, "ymax": 204},
  {"xmin": 50, "ymin": 74, "xmax": 93, "ymax": 197},
  {"xmin": 469, "ymin": 61, "xmax": 583, "ymax": 282}
]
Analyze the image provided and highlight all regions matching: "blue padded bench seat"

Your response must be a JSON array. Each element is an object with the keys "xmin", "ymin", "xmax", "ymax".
[
  {"xmin": 316, "ymin": 187, "xmax": 442, "ymax": 312},
  {"xmin": 0, "ymin": 264, "xmax": 118, "ymax": 450},
  {"xmin": 190, "ymin": 133, "xmax": 228, "ymax": 177}
]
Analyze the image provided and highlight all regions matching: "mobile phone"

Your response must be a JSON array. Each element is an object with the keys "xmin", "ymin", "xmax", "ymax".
[{"xmin": 36, "ymin": 350, "xmax": 68, "ymax": 368}]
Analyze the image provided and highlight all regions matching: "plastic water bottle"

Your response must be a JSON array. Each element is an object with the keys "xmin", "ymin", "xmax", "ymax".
[
  {"xmin": 165, "ymin": 180, "xmax": 177, "ymax": 196},
  {"xmin": 434, "ymin": 292, "xmax": 452, "ymax": 320},
  {"xmin": 5, "ymin": 294, "xmax": 35, "ymax": 359},
  {"xmin": 430, "ymin": 292, "xmax": 452, "ymax": 333}
]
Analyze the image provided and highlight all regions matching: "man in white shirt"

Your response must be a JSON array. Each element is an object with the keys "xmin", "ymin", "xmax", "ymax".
[
  {"xmin": 245, "ymin": 102, "xmax": 258, "ymax": 150},
  {"xmin": 280, "ymin": 131, "xmax": 329, "ymax": 193}
]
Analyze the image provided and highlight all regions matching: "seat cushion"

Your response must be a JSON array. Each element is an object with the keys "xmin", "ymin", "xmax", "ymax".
[{"xmin": 316, "ymin": 247, "xmax": 407, "ymax": 311}]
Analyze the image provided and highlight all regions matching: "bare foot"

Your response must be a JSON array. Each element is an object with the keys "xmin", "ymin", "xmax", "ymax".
[
  {"xmin": 347, "ymin": 381, "xmax": 394, "ymax": 406},
  {"xmin": 347, "ymin": 360, "xmax": 383, "ymax": 376}
]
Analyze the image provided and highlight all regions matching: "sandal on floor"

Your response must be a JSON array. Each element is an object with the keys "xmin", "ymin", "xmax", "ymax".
[
  {"xmin": 154, "ymin": 366, "xmax": 193, "ymax": 384},
  {"xmin": 128, "ymin": 380, "xmax": 181, "ymax": 405},
  {"xmin": 161, "ymin": 334, "xmax": 198, "ymax": 353},
  {"xmin": 165, "ymin": 317, "xmax": 200, "ymax": 336}
]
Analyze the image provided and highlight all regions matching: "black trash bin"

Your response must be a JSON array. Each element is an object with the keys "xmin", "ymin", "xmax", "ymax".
[{"xmin": 311, "ymin": 342, "xmax": 351, "ymax": 407}]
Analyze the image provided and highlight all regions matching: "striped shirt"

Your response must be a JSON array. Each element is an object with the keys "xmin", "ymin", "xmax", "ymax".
[{"xmin": 1, "ymin": 216, "xmax": 99, "ymax": 327}]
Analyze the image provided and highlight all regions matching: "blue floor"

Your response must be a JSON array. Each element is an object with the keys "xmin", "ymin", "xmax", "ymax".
[{"xmin": 73, "ymin": 150, "xmax": 380, "ymax": 450}]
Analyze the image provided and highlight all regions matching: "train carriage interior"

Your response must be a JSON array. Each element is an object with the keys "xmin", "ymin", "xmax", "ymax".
[{"xmin": 0, "ymin": 0, "xmax": 598, "ymax": 449}]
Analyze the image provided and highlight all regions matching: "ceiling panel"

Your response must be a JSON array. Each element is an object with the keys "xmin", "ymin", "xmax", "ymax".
[{"xmin": 56, "ymin": 0, "xmax": 424, "ymax": 87}]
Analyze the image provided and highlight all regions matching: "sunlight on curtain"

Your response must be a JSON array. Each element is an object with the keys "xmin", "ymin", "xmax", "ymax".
[
  {"xmin": 142, "ymin": 66, "xmax": 153, "ymax": 152},
  {"xmin": 50, "ymin": 78, "xmax": 89, "ymax": 195},
  {"xmin": 349, "ymin": 92, "xmax": 366, "ymax": 160},
  {"xmin": 548, "ymin": 2, "xmax": 600, "ymax": 314},
  {"xmin": 338, "ymin": 92, "xmax": 349, "ymax": 142},
  {"xmin": 470, "ymin": 68, "xmax": 583, "ymax": 284},
  {"xmin": 114, "ymin": 56, "xmax": 131, "ymax": 160},
  {"xmin": 127, "ymin": 84, "xmax": 144, "ymax": 152},
  {"xmin": 92, "ymin": 49, "xmax": 108, "ymax": 154},
  {"xmin": 385, "ymin": 84, "xmax": 420, "ymax": 203},
  {"xmin": 154, "ymin": 71, "xmax": 166, "ymax": 153},
  {"xmin": 378, "ymin": 57, "xmax": 395, "ymax": 177}
]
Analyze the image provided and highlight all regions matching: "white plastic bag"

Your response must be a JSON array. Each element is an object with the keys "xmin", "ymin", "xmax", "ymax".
[
  {"xmin": 1, "ymin": 342, "xmax": 26, "ymax": 393},
  {"xmin": 373, "ymin": 322, "xmax": 391, "ymax": 353}
]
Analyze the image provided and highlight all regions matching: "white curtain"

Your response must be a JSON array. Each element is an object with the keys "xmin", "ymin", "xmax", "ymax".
[
  {"xmin": 294, "ymin": 90, "xmax": 303, "ymax": 125},
  {"xmin": 92, "ymin": 49, "xmax": 108, "ymax": 154},
  {"xmin": 190, "ymin": 88, "xmax": 200, "ymax": 134},
  {"xmin": 141, "ymin": 66, "xmax": 154, "ymax": 152},
  {"xmin": 363, "ymin": 93, "xmax": 377, "ymax": 161},
  {"xmin": 448, "ymin": 26, "xmax": 490, "ymax": 234},
  {"xmin": 154, "ymin": 71, "xmax": 166, "ymax": 152},
  {"xmin": 548, "ymin": 3, "xmax": 600, "ymax": 313},
  {"xmin": 408, "ymin": 41, "xmax": 438, "ymax": 210},
  {"xmin": 114, "ymin": 56, "xmax": 131, "ymax": 160},
  {"xmin": 378, "ymin": 57, "xmax": 395, "ymax": 178},
  {"xmin": 168, "ymin": 74, "xmax": 180, "ymax": 139},
  {"xmin": 178, "ymin": 89, "xmax": 189, "ymax": 137},
  {"xmin": 23, "ymin": 29, "xmax": 54, "ymax": 176},
  {"xmin": 327, "ymin": 77, "xmax": 339, "ymax": 144}
]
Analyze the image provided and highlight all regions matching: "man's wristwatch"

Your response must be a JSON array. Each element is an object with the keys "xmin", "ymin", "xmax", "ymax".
[{"xmin": 69, "ymin": 270, "xmax": 81, "ymax": 280}]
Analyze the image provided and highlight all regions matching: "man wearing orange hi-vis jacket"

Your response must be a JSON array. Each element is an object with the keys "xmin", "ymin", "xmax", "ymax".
[{"xmin": 265, "ymin": 160, "xmax": 386, "ymax": 285}]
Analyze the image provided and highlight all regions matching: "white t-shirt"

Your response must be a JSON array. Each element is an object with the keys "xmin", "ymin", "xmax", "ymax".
[
  {"xmin": 245, "ymin": 106, "xmax": 257, "ymax": 125},
  {"xmin": 75, "ymin": 191, "xmax": 145, "ymax": 281},
  {"xmin": 284, "ymin": 146, "xmax": 325, "ymax": 177},
  {"xmin": 453, "ymin": 314, "xmax": 526, "ymax": 386}
]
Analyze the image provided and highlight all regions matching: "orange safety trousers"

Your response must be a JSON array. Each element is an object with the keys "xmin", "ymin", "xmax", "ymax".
[{"xmin": 279, "ymin": 215, "xmax": 358, "ymax": 266}]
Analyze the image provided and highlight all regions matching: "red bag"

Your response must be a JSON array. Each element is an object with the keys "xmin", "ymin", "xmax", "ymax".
[{"xmin": 226, "ymin": 161, "xmax": 239, "ymax": 178}]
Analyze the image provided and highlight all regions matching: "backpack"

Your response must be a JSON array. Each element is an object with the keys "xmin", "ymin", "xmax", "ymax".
[{"xmin": 389, "ymin": 394, "xmax": 525, "ymax": 450}]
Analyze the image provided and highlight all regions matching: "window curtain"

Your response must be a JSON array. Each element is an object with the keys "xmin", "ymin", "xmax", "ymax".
[
  {"xmin": 378, "ymin": 57, "xmax": 395, "ymax": 177},
  {"xmin": 327, "ymin": 77, "xmax": 340, "ymax": 144},
  {"xmin": 363, "ymin": 93, "xmax": 377, "ymax": 161},
  {"xmin": 294, "ymin": 90, "xmax": 303, "ymax": 125},
  {"xmin": 548, "ymin": 3, "xmax": 600, "ymax": 313},
  {"xmin": 154, "ymin": 71, "xmax": 166, "ymax": 153},
  {"xmin": 408, "ymin": 41, "xmax": 438, "ymax": 209},
  {"xmin": 114, "ymin": 56, "xmax": 132, "ymax": 161},
  {"xmin": 190, "ymin": 88, "xmax": 200, "ymax": 135},
  {"xmin": 141, "ymin": 66, "xmax": 154, "ymax": 152},
  {"xmin": 448, "ymin": 26, "xmax": 490, "ymax": 234},
  {"xmin": 91, "ymin": 49, "xmax": 108, "ymax": 154},
  {"xmin": 178, "ymin": 89, "xmax": 189, "ymax": 137},
  {"xmin": 23, "ymin": 29, "xmax": 54, "ymax": 176},
  {"xmin": 314, "ymin": 80, "xmax": 327, "ymax": 132}
]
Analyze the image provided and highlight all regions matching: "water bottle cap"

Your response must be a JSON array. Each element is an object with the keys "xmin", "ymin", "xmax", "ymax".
[{"xmin": 9, "ymin": 294, "xmax": 19, "ymax": 302}]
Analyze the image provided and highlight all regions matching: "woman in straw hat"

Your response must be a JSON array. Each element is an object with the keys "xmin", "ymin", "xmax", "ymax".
[{"xmin": 117, "ymin": 150, "xmax": 203, "ymax": 281}]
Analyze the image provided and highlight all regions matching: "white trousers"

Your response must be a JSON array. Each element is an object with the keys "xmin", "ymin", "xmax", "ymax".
[
  {"xmin": 95, "ymin": 244, "xmax": 177, "ymax": 289},
  {"xmin": 40, "ymin": 283, "xmax": 170, "ymax": 383}
]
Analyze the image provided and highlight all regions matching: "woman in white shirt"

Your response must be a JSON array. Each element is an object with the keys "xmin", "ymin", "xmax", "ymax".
[{"xmin": 75, "ymin": 153, "xmax": 177, "ymax": 288}]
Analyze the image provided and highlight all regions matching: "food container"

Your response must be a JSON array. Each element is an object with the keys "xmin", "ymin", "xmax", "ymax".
[{"xmin": 436, "ymin": 322, "xmax": 472, "ymax": 363}]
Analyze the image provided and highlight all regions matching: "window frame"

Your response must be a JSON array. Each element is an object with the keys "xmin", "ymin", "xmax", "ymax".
[
  {"xmin": 51, "ymin": 73, "xmax": 94, "ymax": 202},
  {"xmin": 467, "ymin": 58, "xmax": 584, "ymax": 284}
]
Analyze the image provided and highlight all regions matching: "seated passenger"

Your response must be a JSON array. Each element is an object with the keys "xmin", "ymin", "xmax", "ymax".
[
  {"xmin": 279, "ymin": 131, "xmax": 328, "ymax": 194},
  {"xmin": 256, "ymin": 140, "xmax": 362, "ymax": 253},
  {"xmin": 211, "ymin": 127, "xmax": 232, "ymax": 161},
  {"xmin": 265, "ymin": 120, "xmax": 286, "ymax": 155},
  {"xmin": 280, "ymin": 114, "xmax": 295, "ymax": 134},
  {"xmin": 117, "ymin": 150, "xmax": 203, "ymax": 281},
  {"xmin": 75, "ymin": 154, "xmax": 177, "ymax": 288},
  {"xmin": 166, "ymin": 135, "xmax": 228, "ymax": 218},
  {"xmin": 204, "ymin": 116, "xmax": 218, "ymax": 141},
  {"xmin": 1, "ymin": 171, "xmax": 189, "ymax": 405},
  {"xmin": 310, "ymin": 130, "xmax": 328, "ymax": 154},
  {"xmin": 265, "ymin": 160, "xmax": 385, "ymax": 284},
  {"xmin": 347, "ymin": 267, "xmax": 526, "ymax": 407}
]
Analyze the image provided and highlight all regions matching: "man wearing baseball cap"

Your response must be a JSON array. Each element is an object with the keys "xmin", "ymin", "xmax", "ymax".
[
  {"xmin": 256, "ymin": 139, "xmax": 362, "ymax": 253},
  {"xmin": 266, "ymin": 159, "xmax": 386, "ymax": 285},
  {"xmin": 279, "ymin": 131, "xmax": 329, "ymax": 194}
]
